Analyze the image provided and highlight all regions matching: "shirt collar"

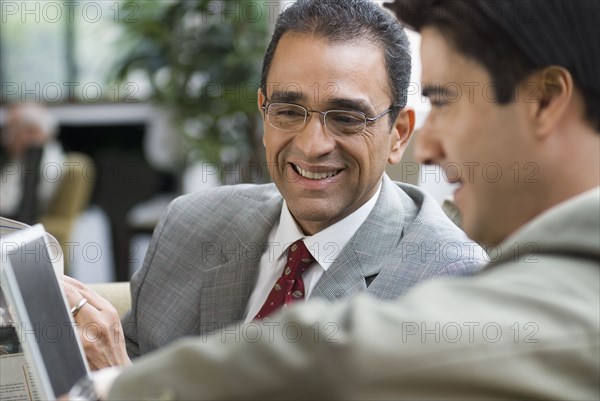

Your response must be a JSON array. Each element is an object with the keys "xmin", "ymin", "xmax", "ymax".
[{"xmin": 272, "ymin": 181, "xmax": 383, "ymax": 271}]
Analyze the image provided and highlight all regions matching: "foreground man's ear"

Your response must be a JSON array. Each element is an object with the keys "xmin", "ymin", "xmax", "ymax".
[{"xmin": 528, "ymin": 66, "xmax": 573, "ymax": 138}]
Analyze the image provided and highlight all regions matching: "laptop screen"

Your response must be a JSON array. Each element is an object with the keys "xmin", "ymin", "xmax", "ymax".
[{"xmin": 7, "ymin": 236, "xmax": 88, "ymax": 397}]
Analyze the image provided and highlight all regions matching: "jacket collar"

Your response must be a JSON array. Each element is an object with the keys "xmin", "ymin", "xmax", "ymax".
[
  {"xmin": 198, "ymin": 192, "xmax": 282, "ymax": 329},
  {"xmin": 311, "ymin": 175, "xmax": 410, "ymax": 301}
]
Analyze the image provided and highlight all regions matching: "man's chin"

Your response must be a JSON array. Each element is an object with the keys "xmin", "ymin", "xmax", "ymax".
[{"xmin": 286, "ymin": 201, "xmax": 346, "ymax": 234}]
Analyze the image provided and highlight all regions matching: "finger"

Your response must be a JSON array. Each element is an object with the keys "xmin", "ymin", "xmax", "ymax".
[
  {"xmin": 77, "ymin": 287, "xmax": 115, "ymax": 313},
  {"xmin": 63, "ymin": 276, "xmax": 113, "ymax": 312},
  {"xmin": 62, "ymin": 281, "xmax": 102, "ymax": 324},
  {"xmin": 62, "ymin": 275, "xmax": 88, "ymax": 291},
  {"xmin": 62, "ymin": 280, "xmax": 85, "ymax": 308}
]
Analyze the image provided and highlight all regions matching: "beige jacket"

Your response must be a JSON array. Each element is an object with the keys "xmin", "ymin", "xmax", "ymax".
[{"xmin": 109, "ymin": 188, "xmax": 600, "ymax": 400}]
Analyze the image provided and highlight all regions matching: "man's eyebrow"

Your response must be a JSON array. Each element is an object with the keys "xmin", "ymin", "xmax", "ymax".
[
  {"xmin": 270, "ymin": 91, "xmax": 304, "ymax": 103},
  {"xmin": 421, "ymin": 84, "xmax": 458, "ymax": 98},
  {"xmin": 325, "ymin": 97, "xmax": 375, "ymax": 115},
  {"xmin": 269, "ymin": 92, "xmax": 377, "ymax": 115}
]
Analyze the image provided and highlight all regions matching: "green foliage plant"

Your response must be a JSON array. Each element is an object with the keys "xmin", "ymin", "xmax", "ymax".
[{"xmin": 113, "ymin": 0, "xmax": 270, "ymax": 183}]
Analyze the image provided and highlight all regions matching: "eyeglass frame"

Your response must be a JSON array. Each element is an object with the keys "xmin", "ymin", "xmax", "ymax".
[{"xmin": 260, "ymin": 100, "xmax": 399, "ymax": 137}]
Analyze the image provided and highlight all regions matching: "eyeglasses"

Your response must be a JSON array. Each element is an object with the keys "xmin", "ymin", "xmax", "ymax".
[{"xmin": 261, "ymin": 102, "xmax": 395, "ymax": 137}]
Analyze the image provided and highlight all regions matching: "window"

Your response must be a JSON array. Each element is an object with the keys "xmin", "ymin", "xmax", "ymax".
[{"xmin": 0, "ymin": 1, "xmax": 149, "ymax": 104}]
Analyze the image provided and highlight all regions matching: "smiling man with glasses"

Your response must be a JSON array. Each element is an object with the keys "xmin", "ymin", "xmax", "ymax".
[{"xmin": 63, "ymin": 0, "xmax": 484, "ymax": 373}]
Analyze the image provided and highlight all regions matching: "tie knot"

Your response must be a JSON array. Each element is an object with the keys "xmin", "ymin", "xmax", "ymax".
[{"xmin": 283, "ymin": 240, "xmax": 314, "ymax": 279}]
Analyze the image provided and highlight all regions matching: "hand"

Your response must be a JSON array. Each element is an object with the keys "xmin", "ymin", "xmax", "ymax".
[{"xmin": 62, "ymin": 276, "xmax": 132, "ymax": 370}]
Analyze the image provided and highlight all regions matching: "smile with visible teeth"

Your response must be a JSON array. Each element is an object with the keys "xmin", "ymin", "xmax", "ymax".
[{"xmin": 293, "ymin": 164, "xmax": 340, "ymax": 180}]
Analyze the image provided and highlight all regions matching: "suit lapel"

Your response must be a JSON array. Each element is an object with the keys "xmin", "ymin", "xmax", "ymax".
[
  {"xmin": 199, "ymin": 194, "xmax": 282, "ymax": 329},
  {"xmin": 312, "ymin": 176, "xmax": 408, "ymax": 302}
]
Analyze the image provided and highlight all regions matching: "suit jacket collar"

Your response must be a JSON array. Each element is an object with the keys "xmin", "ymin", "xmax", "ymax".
[
  {"xmin": 311, "ymin": 175, "xmax": 409, "ymax": 301},
  {"xmin": 199, "ymin": 191, "xmax": 282, "ymax": 327}
]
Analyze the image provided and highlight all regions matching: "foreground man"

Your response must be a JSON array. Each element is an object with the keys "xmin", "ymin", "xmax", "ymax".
[{"xmin": 69, "ymin": 0, "xmax": 599, "ymax": 399}]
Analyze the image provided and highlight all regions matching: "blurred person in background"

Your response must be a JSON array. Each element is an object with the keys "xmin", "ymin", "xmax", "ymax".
[{"xmin": 0, "ymin": 103, "xmax": 65, "ymax": 224}]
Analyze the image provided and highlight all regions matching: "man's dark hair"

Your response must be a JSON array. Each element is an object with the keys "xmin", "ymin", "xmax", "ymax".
[
  {"xmin": 387, "ymin": 0, "xmax": 600, "ymax": 132},
  {"xmin": 260, "ymin": 0, "xmax": 411, "ymax": 124}
]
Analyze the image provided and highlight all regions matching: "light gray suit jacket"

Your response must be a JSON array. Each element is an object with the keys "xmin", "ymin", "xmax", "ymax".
[
  {"xmin": 110, "ymin": 189, "xmax": 599, "ymax": 400},
  {"xmin": 123, "ymin": 176, "xmax": 485, "ymax": 357}
]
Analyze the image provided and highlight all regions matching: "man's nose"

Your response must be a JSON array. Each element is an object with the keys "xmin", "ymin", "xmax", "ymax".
[{"xmin": 294, "ymin": 112, "xmax": 336, "ymax": 158}]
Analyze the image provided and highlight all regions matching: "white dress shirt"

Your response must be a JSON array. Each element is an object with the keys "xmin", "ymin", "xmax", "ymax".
[{"xmin": 243, "ymin": 182, "xmax": 382, "ymax": 323}]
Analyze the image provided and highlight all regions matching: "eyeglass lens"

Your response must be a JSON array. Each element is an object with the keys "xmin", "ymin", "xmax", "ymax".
[{"xmin": 266, "ymin": 103, "xmax": 366, "ymax": 136}]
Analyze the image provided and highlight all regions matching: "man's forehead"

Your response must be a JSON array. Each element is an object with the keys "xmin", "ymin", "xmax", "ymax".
[
  {"xmin": 420, "ymin": 28, "xmax": 487, "ymax": 86},
  {"xmin": 268, "ymin": 32, "xmax": 387, "ymax": 79},
  {"xmin": 265, "ymin": 34, "xmax": 391, "ymax": 111},
  {"xmin": 419, "ymin": 28, "xmax": 452, "ymax": 81}
]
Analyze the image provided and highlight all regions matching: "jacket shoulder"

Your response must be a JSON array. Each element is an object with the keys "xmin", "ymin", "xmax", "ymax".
[
  {"xmin": 159, "ymin": 183, "xmax": 279, "ymax": 225},
  {"xmin": 172, "ymin": 183, "xmax": 280, "ymax": 212},
  {"xmin": 387, "ymin": 181, "xmax": 487, "ymax": 275}
]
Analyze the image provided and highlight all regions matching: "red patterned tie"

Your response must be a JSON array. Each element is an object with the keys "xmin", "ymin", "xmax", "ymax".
[{"xmin": 255, "ymin": 240, "xmax": 315, "ymax": 319}]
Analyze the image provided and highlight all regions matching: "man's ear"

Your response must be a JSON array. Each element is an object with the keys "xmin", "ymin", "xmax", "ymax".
[
  {"xmin": 529, "ymin": 66, "xmax": 573, "ymax": 137},
  {"xmin": 388, "ymin": 107, "xmax": 415, "ymax": 165},
  {"xmin": 258, "ymin": 89, "xmax": 267, "ymax": 147},
  {"xmin": 257, "ymin": 89, "xmax": 266, "ymax": 114}
]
